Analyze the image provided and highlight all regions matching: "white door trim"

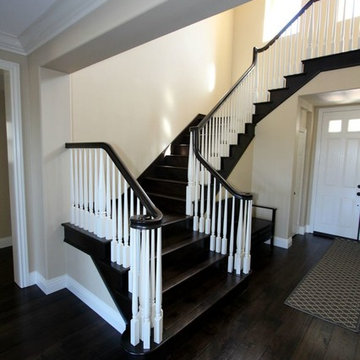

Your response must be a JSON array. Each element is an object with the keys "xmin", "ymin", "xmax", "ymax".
[
  {"xmin": 310, "ymin": 105, "xmax": 360, "ymax": 237},
  {"xmin": 0, "ymin": 59, "xmax": 30, "ymax": 287}
]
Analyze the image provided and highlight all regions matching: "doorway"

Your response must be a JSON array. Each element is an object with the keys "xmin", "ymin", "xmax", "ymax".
[
  {"xmin": 312, "ymin": 105, "xmax": 360, "ymax": 240},
  {"xmin": 0, "ymin": 59, "xmax": 29, "ymax": 287}
]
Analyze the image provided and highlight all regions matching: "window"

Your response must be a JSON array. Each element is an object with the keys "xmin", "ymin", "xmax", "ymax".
[
  {"xmin": 263, "ymin": 0, "xmax": 301, "ymax": 42},
  {"xmin": 328, "ymin": 120, "xmax": 342, "ymax": 133},
  {"xmin": 348, "ymin": 119, "xmax": 360, "ymax": 132},
  {"xmin": 337, "ymin": 0, "xmax": 360, "ymax": 21}
]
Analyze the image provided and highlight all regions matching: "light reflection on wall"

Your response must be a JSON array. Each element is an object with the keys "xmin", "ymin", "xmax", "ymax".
[
  {"xmin": 207, "ymin": 62, "xmax": 216, "ymax": 92},
  {"xmin": 162, "ymin": 117, "xmax": 172, "ymax": 138},
  {"xmin": 164, "ymin": 87, "xmax": 174, "ymax": 109}
]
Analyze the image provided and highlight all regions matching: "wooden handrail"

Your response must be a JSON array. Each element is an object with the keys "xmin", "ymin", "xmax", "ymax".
[
  {"xmin": 191, "ymin": 0, "xmax": 320, "ymax": 202},
  {"xmin": 65, "ymin": 142, "xmax": 163, "ymax": 229},
  {"xmin": 257, "ymin": 0, "xmax": 319, "ymax": 53},
  {"xmin": 190, "ymin": 127, "xmax": 252, "ymax": 201}
]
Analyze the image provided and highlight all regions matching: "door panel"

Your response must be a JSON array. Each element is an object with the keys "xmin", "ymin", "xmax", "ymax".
[{"xmin": 313, "ymin": 107, "xmax": 360, "ymax": 239}]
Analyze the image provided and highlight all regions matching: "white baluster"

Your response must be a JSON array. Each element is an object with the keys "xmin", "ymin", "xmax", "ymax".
[
  {"xmin": 111, "ymin": 163, "xmax": 117, "ymax": 262},
  {"xmin": 139, "ymin": 230, "xmax": 145, "ymax": 341},
  {"xmin": 339, "ymin": 0, "xmax": 346, "ymax": 52},
  {"xmin": 130, "ymin": 228, "xmax": 140, "ymax": 346},
  {"xmin": 151, "ymin": 229, "xmax": 156, "ymax": 326},
  {"xmin": 199, "ymin": 151, "xmax": 205, "ymax": 233},
  {"xmin": 358, "ymin": 0, "xmax": 360, "ymax": 48},
  {"xmin": 323, "ymin": 0, "xmax": 330, "ymax": 56},
  {"xmin": 117, "ymin": 171, "xmax": 123, "ymax": 265},
  {"xmin": 307, "ymin": 5, "xmax": 314, "ymax": 59},
  {"xmin": 186, "ymin": 132, "xmax": 194, "ymax": 216},
  {"xmin": 88, "ymin": 149, "xmax": 95, "ymax": 233},
  {"xmin": 136, "ymin": 198, "xmax": 141, "ymax": 215},
  {"xmin": 205, "ymin": 170, "xmax": 211, "ymax": 234},
  {"xmin": 210, "ymin": 178, "xmax": 216, "ymax": 251},
  {"xmin": 314, "ymin": 1, "xmax": 321, "ymax": 57},
  {"xmin": 154, "ymin": 227, "xmax": 163, "ymax": 344},
  {"xmin": 130, "ymin": 189, "xmax": 134, "ymax": 217},
  {"xmin": 94, "ymin": 149, "xmax": 99, "ymax": 232},
  {"xmin": 293, "ymin": 18, "xmax": 300, "ymax": 73},
  {"xmin": 210, "ymin": 119, "xmax": 215, "ymax": 168},
  {"xmin": 142, "ymin": 230, "xmax": 151, "ymax": 349},
  {"xmin": 105, "ymin": 155, "xmax": 112, "ymax": 239},
  {"xmin": 221, "ymin": 190, "xmax": 228, "ymax": 255},
  {"xmin": 267, "ymin": 46, "xmax": 272, "ymax": 95},
  {"xmin": 331, "ymin": 0, "xmax": 339, "ymax": 54},
  {"xmin": 83, "ymin": 149, "xmax": 89, "ymax": 231},
  {"xmin": 227, "ymin": 196, "xmax": 235, "ymax": 273},
  {"xmin": 234, "ymin": 199, "xmax": 244, "ymax": 275},
  {"xmin": 243, "ymin": 200, "xmax": 253, "ymax": 274},
  {"xmin": 70, "ymin": 149, "xmax": 75, "ymax": 223},
  {"xmin": 97, "ymin": 150, "xmax": 106, "ymax": 238},
  {"xmin": 123, "ymin": 180, "xmax": 130, "ymax": 267},
  {"xmin": 301, "ymin": 7, "xmax": 308, "ymax": 62},
  {"xmin": 193, "ymin": 158, "xmax": 199, "ymax": 231},
  {"xmin": 349, "ymin": 0, "xmax": 356, "ymax": 50},
  {"xmin": 272, "ymin": 42, "xmax": 278, "ymax": 90},
  {"xmin": 215, "ymin": 184, "xmax": 222, "ymax": 253},
  {"xmin": 79, "ymin": 149, "xmax": 84, "ymax": 228}
]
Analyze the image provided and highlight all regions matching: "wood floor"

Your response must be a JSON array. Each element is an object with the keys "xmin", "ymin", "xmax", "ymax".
[{"xmin": 1, "ymin": 234, "xmax": 359, "ymax": 360}]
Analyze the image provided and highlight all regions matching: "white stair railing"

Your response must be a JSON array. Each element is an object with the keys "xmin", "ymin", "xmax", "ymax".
[
  {"xmin": 187, "ymin": 131, "xmax": 253, "ymax": 275},
  {"xmin": 186, "ymin": 0, "xmax": 360, "ymax": 177},
  {"xmin": 67, "ymin": 143, "xmax": 163, "ymax": 349},
  {"xmin": 256, "ymin": 0, "xmax": 360, "ymax": 103}
]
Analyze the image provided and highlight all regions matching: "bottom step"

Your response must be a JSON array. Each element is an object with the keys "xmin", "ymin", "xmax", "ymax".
[{"xmin": 120, "ymin": 266, "xmax": 249, "ymax": 359}]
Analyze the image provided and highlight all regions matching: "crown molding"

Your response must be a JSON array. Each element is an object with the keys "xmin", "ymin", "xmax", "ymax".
[
  {"xmin": 0, "ymin": 0, "xmax": 108, "ymax": 56},
  {"xmin": 0, "ymin": 31, "xmax": 26, "ymax": 55}
]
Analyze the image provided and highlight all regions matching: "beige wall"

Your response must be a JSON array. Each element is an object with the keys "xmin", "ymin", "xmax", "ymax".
[
  {"xmin": 227, "ymin": 141, "xmax": 254, "ymax": 192},
  {"xmin": 0, "ymin": 88, "xmax": 11, "ymax": 239},
  {"xmin": 71, "ymin": 10, "xmax": 235, "ymax": 177},
  {"xmin": 231, "ymin": 0, "xmax": 265, "ymax": 83}
]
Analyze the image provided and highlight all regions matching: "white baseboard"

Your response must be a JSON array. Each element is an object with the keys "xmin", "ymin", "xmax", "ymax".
[
  {"xmin": 29, "ymin": 271, "xmax": 125, "ymax": 333},
  {"xmin": 0, "ymin": 236, "xmax": 12, "ymax": 248},
  {"xmin": 305, "ymin": 224, "xmax": 313, "ymax": 233},
  {"xmin": 30, "ymin": 271, "xmax": 67, "ymax": 295},
  {"xmin": 298, "ymin": 226, "xmax": 305, "ymax": 235},
  {"xmin": 67, "ymin": 276, "xmax": 125, "ymax": 333},
  {"xmin": 265, "ymin": 236, "xmax": 292, "ymax": 249}
]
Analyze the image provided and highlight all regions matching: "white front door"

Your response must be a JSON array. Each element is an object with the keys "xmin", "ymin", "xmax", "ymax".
[{"xmin": 313, "ymin": 106, "xmax": 360, "ymax": 240}]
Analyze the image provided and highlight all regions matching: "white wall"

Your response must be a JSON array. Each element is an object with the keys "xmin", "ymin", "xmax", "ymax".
[
  {"xmin": 0, "ymin": 88, "xmax": 12, "ymax": 242},
  {"xmin": 71, "ymin": 10, "xmax": 235, "ymax": 177},
  {"xmin": 231, "ymin": 0, "xmax": 265, "ymax": 82},
  {"xmin": 39, "ymin": 68, "xmax": 71, "ymax": 279}
]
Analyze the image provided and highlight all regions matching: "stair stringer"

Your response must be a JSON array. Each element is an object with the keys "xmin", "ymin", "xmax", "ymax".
[{"xmin": 220, "ymin": 49, "xmax": 360, "ymax": 179}]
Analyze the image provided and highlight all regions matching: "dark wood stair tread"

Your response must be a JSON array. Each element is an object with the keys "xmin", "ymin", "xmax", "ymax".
[
  {"xmin": 163, "ymin": 268, "xmax": 248, "ymax": 336},
  {"xmin": 163, "ymin": 251, "xmax": 225, "ymax": 293},
  {"xmin": 162, "ymin": 231, "xmax": 210, "ymax": 256},
  {"xmin": 161, "ymin": 213, "xmax": 190, "ymax": 225},
  {"xmin": 120, "ymin": 267, "xmax": 249, "ymax": 356},
  {"xmin": 144, "ymin": 177, "xmax": 187, "ymax": 185},
  {"xmin": 156, "ymin": 165, "xmax": 187, "ymax": 170},
  {"xmin": 148, "ymin": 192, "xmax": 186, "ymax": 202}
]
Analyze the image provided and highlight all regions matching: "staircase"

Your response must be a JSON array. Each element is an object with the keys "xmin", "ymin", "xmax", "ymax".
[{"xmin": 63, "ymin": 0, "xmax": 360, "ymax": 358}]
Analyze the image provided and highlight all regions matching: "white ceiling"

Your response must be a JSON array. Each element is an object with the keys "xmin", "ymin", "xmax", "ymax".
[
  {"xmin": 301, "ymin": 89, "xmax": 360, "ymax": 107},
  {"xmin": 0, "ymin": 0, "xmax": 57, "ymax": 37},
  {"xmin": 0, "ymin": 0, "xmax": 108, "ymax": 55}
]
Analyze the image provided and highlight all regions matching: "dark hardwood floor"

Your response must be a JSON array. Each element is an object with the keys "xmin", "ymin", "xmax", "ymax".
[{"xmin": 1, "ymin": 234, "xmax": 359, "ymax": 360}]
